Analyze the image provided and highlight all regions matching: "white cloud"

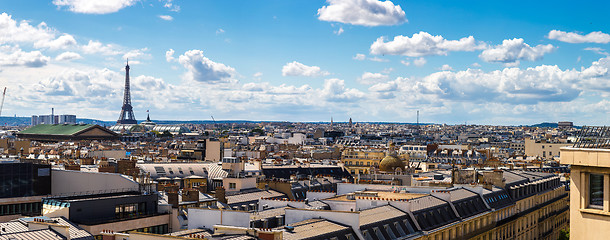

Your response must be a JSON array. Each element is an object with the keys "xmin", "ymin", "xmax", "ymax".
[
  {"xmin": 216, "ymin": 28, "xmax": 225, "ymax": 35},
  {"xmin": 321, "ymin": 78, "xmax": 365, "ymax": 101},
  {"xmin": 0, "ymin": 13, "xmax": 77, "ymax": 50},
  {"xmin": 479, "ymin": 38, "xmax": 554, "ymax": 65},
  {"xmin": 161, "ymin": 0, "xmax": 180, "ymax": 12},
  {"xmin": 33, "ymin": 34, "xmax": 77, "ymax": 50},
  {"xmin": 358, "ymin": 72, "xmax": 389, "ymax": 84},
  {"xmin": 369, "ymin": 57, "xmax": 388, "ymax": 62},
  {"xmin": 318, "ymin": 0, "xmax": 406, "ymax": 26},
  {"xmin": 165, "ymin": 49, "xmax": 175, "ymax": 62},
  {"xmin": 122, "ymin": 48, "xmax": 150, "ymax": 61},
  {"xmin": 159, "ymin": 15, "xmax": 173, "ymax": 21},
  {"xmin": 548, "ymin": 30, "xmax": 610, "ymax": 44},
  {"xmin": 52, "ymin": 0, "xmax": 138, "ymax": 14},
  {"xmin": 282, "ymin": 61, "xmax": 330, "ymax": 77},
  {"xmin": 370, "ymin": 31, "xmax": 486, "ymax": 57},
  {"xmin": 253, "ymin": 72, "xmax": 263, "ymax": 78},
  {"xmin": 178, "ymin": 49, "xmax": 236, "ymax": 83},
  {"xmin": 55, "ymin": 51, "xmax": 82, "ymax": 61},
  {"xmin": 471, "ymin": 62, "xmax": 481, "ymax": 67},
  {"xmin": 334, "ymin": 27, "xmax": 344, "ymax": 35},
  {"xmin": 353, "ymin": 53, "xmax": 366, "ymax": 60},
  {"xmin": 440, "ymin": 64, "xmax": 453, "ymax": 71},
  {"xmin": 585, "ymin": 47, "xmax": 609, "ymax": 56},
  {"xmin": 413, "ymin": 57, "xmax": 426, "ymax": 67},
  {"xmin": 0, "ymin": 46, "xmax": 50, "ymax": 67},
  {"xmin": 81, "ymin": 40, "xmax": 122, "ymax": 55},
  {"xmin": 400, "ymin": 59, "xmax": 410, "ymax": 66}
]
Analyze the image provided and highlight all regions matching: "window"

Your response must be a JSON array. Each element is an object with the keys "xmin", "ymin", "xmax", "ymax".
[
  {"xmin": 590, "ymin": 174, "xmax": 604, "ymax": 209},
  {"xmin": 229, "ymin": 183, "xmax": 236, "ymax": 189}
]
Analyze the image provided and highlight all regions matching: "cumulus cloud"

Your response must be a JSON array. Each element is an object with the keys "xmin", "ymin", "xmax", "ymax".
[
  {"xmin": 165, "ymin": 49, "xmax": 175, "ymax": 62},
  {"xmin": 0, "ymin": 13, "xmax": 79, "ymax": 50},
  {"xmin": 178, "ymin": 49, "xmax": 236, "ymax": 83},
  {"xmin": 55, "ymin": 51, "xmax": 82, "ymax": 61},
  {"xmin": 318, "ymin": 0, "xmax": 406, "ymax": 26},
  {"xmin": 81, "ymin": 40, "xmax": 122, "ymax": 55},
  {"xmin": 413, "ymin": 57, "xmax": 426, "ymax": 67},
  {"xmin": 548, "ymin": 30, "xmax": 610, "ymax": 44},
  {"xmin": 440, "ymin": 64, "xmax": 453, "ymax": 71},
  {"xmin": 321, "ymin": 78, "xmax": 364, "ymax": 101},
  {"xmin": 122, "ymin": 48, "xmax": 150, "ymax": 61},
  {"xmin": 353, "ymin": 53, "xmax": 366, "ymax": 60},
  {"xmin": 282, "ymin": 61, "xmax": 330, "ymax": 77},
  {"xmin": 479, "ymin": 38, "xmax": 554, "ymax": 65},
  {"xmin": 253, "ymin": 72, "xmax": 263, "ymax": 80},
  {"xmin": 370, "ymin": 32, "xmax": 486, "ymax": 57},
  {"xmin": 159, "ymin": 15, "xmax": 173, "ymax": 21},
  {"xmin": 33, "ymin": 34, "xmax": 77, "ymax": 50},
  {"xmin": 0, "ymin": 46, "xmax": 50, "ymax": 67},
  {"xmin": 52, "ymin": 0, "xmax": 138, "ymax": 14},
  {"xmin": 358, "ymin": 72, "xmax": 389, "ymax": 85}
]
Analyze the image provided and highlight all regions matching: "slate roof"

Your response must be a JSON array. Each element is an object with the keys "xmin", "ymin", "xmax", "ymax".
[
  {"xmin": 359, "ymin": 205, "xmax": 420, "ymax": 240},
  {"xmin": 359, "ymin": 205, "xmax": 406, "ymax": 226},
  {"xmin": 0, "ymin": 229, "xmax": 65, "ymax": 240},
  {"xmin": 168, "ymin": 228, "xmax": 212, "ymax": 237},
  {"xmin": 409, "ymin": 195, "xmax": 447, "ymax": 212},
  {"xmin": 137, "ymin": 163, "xmax": 228, "ymax": 180},
  {"xmin": 226, "ymin": 189, "xmax": 286, "ymax": 206},
  {"xmin": 0, "ymin": 216, "xmax": 94, "ymax": 240},
  {"xmin": 410, "ymin": 195, "xmax": 460, "ymax": 232},
  {"xmin": 283, "ymin": 218, "xmax": 356, "ymax": 240},
  {"xmin": 250, "ymin": 207, "xmax": 286, "ymax": 220},
  {"xmin": 482, "ymin": 187, "xmax": 513, "ymax": 209}
]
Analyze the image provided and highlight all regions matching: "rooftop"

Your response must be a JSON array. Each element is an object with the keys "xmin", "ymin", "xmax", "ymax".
[
  {"xmin": 20, "ymin": 124, "xmax": 98, "ymax": 135},
  {"xmin": 326, "ymin": 190, "xmax": 427, "ymax": 202},
  {"xmin": 283, "ymin": 218, "xmax": 353, "ymax": 240}
]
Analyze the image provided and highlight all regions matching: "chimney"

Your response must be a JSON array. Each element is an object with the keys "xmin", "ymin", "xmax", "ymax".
[
  {"xmin": 215, "ymin": 186, "xmax": 227, "ymax": 204},
  {"xmin": 483, "ymin": 182, "xmax": 493, "ymax": 190},
  {"xmin": 182, "ymin": 189, "xmax": 199, "ymax": 202},
  {"xmin": 167, "ymin": 191, "xmax": 179, "ymax": 207}
]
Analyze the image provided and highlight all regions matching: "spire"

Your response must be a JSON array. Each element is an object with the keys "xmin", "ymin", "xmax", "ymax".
[{"xmin": 117, "ymin": 60, "xmax": 137, "ymax": 124}]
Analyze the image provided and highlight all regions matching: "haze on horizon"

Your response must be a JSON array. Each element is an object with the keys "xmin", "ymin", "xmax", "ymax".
[{"xmin": 0, "ymin": 0, "xmax": 609, "ymax": 126}]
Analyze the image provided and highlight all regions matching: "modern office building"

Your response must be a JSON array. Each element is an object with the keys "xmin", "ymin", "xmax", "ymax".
[
  {"xmin": 0, "ymin": 161, "xmax": 51, "ymax": 221},
  {"xmin": 31, "ymin": 114, "xmax": 76, "ymax": 125}
]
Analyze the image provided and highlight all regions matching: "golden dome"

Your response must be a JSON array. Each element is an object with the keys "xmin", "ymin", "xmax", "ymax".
[{"xmin": 379, "ymin": 155, "xmax": 405, "ymax": 172}]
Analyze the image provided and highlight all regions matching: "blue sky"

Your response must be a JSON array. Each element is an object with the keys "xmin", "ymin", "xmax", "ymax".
[{"xmin": 1, "ymin": 0, "xmax": 610, "ymax": 125}]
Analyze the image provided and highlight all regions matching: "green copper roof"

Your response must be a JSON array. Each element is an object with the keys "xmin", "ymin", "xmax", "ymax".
[{"xmin": 19, "ymin": 124, "xmax": 96, "ymax": 135}]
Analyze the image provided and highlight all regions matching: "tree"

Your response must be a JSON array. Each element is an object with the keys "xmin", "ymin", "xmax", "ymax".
[{"xmin": 558, "ymin": 228, "xmax": 569, "ymax": 240}]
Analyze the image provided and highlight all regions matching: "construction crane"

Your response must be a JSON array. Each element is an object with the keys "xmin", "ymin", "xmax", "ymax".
[
  {"xmin": 211, "ymin": 115, "xmax": 217, "ymax": 129},
  {"xmin": 0, "ymin": 87, "xmax": 6, "ymax": 117}
]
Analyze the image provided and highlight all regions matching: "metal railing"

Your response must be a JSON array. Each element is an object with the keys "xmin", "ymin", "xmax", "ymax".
[{"xmin": 573, "ymin": 126, "xmax": 610, "ymax": 148}]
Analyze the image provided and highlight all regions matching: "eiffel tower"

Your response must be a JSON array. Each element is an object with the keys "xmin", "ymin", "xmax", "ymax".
[{"xmin": 117, "ymin": 60, "xmax": 137, "ymax": 124}]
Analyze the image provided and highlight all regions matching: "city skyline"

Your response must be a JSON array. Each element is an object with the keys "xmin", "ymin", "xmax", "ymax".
[{"xmin": 1, "ymin": 1, "xmax": 610, "ymax": 125}]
